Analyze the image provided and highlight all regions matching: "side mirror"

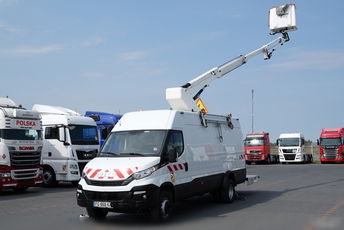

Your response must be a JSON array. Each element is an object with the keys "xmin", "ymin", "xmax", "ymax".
[
  {"xmin": 59, "ymin": 127, "xmax": 70, "ymax": 146},
  {"xmin": 317, "ymin": 139, "xmax": 320, "ymax": 146},
  {"xmin": 276, "ymin": 139, "xmax": 279, "ymax": 145},
  {"xmin": 167, "ymin": 148, "xmax": 178, "ymax": 163}
]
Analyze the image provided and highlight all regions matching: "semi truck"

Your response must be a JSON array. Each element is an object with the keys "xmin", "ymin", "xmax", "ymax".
[
  {"xmin": 77, "ymin": 4, "xmax": 297, "ymax": 220},
  {"xmin": 85, "ymin": 111, "xmax": 122, "ymax": 147},
  {"xmin": 32, "ymin": 105, "xmax": 100, "ymax": 186},
  {"xmin": 244, "ymin": 133, "xmax": 278, "ymax": 164},
  {"xmin": 277, "ymin": 133, "xmax": 313, "ymax": 163},
  {"xmin": 317, "ymin": 128, "xmax": 344, "ymax": 163},
  {"xmin": 0, "ymin": 97, "xmax": 43, "ymax": 192}
]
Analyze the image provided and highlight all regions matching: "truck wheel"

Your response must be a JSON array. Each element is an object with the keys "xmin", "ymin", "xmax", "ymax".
[
  {"xmin": 86, "ymin": 207, "xmax": 108, "ymax": 220},
  {"xmin": 266, "ymin": 155, "xmax": 271, "ymax": 164},
  {"xmin": 220, "ymin": 178, "xmax": 235, "ymax": 203},
  {"xmin": 150, "ymin": 189, "xmax": 174, "ymax": 221},
  {"xmin": 13, "ymin": 187, "xmax": 28, "ymax": 192},
  {"xmin": 43, "ymin": 167, "xmax": 57, "ymax": 187}
]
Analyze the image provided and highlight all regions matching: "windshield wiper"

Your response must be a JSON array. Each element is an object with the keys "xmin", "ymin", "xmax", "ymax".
[{"xmin": 100, "ymin": 152, "xmax": 119, "ymax": 157}]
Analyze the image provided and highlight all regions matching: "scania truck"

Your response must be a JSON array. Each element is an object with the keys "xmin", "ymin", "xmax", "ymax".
[
  {"xmin": 0, "ymin": 97, "xmax": 43, "ymax": 192},
  {"xmin": 32, "ymin": 104, "xmax": 100, "ymax": 186},
  {"xmin": 317, "ymin": 128, "xmax": 344, "ymax": 163},
  {"xmin": 277, "ymin": 133, "xmax": 313, "ymax": 163},
  {"xmin": 244, "ymin": 133, "xmax": 278, "ymax": 164},
  {"xmin": 77, "ymin": 4, "xmax": 297, "ymax": 220}
]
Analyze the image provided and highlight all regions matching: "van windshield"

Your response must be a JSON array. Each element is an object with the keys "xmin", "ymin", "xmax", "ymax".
[
  {"xmin": 69, "ymin": 125, "xmax": 99, "ymax": 145},
  {"xmin": 244, "ymin": 137, "xmax": 265, "ymax": 146},
  {"xmin": 100, "ymin": 130, "xmax": 167, "ymax": 157},
  {"xmin": 320, "ymin": 138, "xmax": 341, "ymax": 146},
  {"xmin": 279, "ymin": 138, "xmax": 300, "ymax": 147},
  {"xmin": 0, "ymin": 129, "xmax": 42, "ymax": 140}
]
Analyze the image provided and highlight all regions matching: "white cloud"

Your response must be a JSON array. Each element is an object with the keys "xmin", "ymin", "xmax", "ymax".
[
  {"xmin": 268, "ymin": 50, "xmax": 344, "ymax": 70},
  {"xmin": 119, "ymin": 50, "xmax": 146, "ymax": 61},
  {"xmin": 81, "ymin": 37, "xmax": 104, "ymax": 47},
  {"xmin": 4, "ymin": 44, "xmax": 65, "ymax": 56}
]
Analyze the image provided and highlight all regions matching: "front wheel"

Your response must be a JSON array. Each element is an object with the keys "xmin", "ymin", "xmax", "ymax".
[
  {"xmin": 150, "ymin": 190, "xmax": 174, "ymax": 221},
  {"xmin": 43, "ymin": 167, "xmax": 57, "ymax": 187},
  {"xmin": 86, "ymin": 207, "xmax": 108, "ymax": 220}
]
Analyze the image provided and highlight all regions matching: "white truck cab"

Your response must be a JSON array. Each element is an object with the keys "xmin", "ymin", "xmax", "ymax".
[
  {"xmin": 277, "ymin": 133, "xmax": 313, "ymax": 163},
  {"xmin": 32, "ymin": 105, "xmax": 99, "ymax": 186},
  {"xmin": 77, "ymin": 110, "xmax": 247, "ymax": 219}
]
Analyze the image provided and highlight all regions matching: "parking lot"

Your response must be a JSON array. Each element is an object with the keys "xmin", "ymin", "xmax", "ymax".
[{"xmin": 1, "ymin": 163, "xmax": 343, "ymax": 230}]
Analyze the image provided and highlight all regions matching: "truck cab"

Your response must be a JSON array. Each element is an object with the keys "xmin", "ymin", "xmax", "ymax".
[
  {"xmin": 0, "ymin": 98, "xmax": 43, "ymax": 192},
  {"xmin": 317, "ymin": 128, "xmax": 344, "ymax": 163},
  {"xmin": 244, "ymin": 133, "xmax": 277, "ymax": 164},
  {"xmin": 85, "ymin": 111, "xmax": 122, "ymax": 147},
  {"xmin": 33, "ymin": 105, "xmax": 100, "ymax": 186},
  {"xmin": 277, "ymin": 133, "xmax": 312, "ymax": 163}
]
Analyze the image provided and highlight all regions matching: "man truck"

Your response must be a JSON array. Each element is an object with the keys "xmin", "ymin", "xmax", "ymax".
[
  {"xmin": 85, "ymin": 111, "xmax": 122, "ymax": 147},
  {"xmin": 317, "ymin": 128, "xmax": 344, "ymax": 163},
  {"xmin": 244, "ymin": 133, "xmax": 278, "ymax": 164},
  {"xmin": 32, "ymin": 104, "xmax": 100, "ymax": 186},
  {"xmin": 0, "ymin": 97, "xmax": 43, "ymax": 192},
  {"xmin": 77, "ymin": 4, "xmax": 297, "ymax": 220},
  {"xmin": 277, "ymin": 133, "xmax": 313, "ymax": 163}
]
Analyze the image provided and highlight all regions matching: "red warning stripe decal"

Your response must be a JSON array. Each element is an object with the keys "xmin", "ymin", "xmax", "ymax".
[{"xmin": 167, "ymin": 163, "xmax": 187, "ymax": 174}]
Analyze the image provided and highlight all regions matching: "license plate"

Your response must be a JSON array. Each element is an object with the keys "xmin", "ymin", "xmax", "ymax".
[{"xmin": 93, "ymin": 201, "xmax": 112, "ymax": 208}]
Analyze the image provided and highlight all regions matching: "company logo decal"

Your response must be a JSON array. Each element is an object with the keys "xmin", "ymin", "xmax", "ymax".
[
  {"xmin": 19, "ymin": 146, "xmax": 35, "ymax": 151},
  {"xmin": 84, "ymin": 167, "xmax": 139, "ymax": 180},
  {"xmin": 16, "ymin": 120, "xmax": 36, "ymax": 127},
  {"xmin": 1, "ymin": 154, "xmax": 6, "ymax": 159}
]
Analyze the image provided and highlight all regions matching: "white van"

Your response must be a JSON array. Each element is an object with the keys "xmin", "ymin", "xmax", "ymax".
[
  {"xmin": 77, "ymin": 110, "xmax": 254, "ymax": 220},
  {"xmin": 33, "ymin": 105, "xmax": 99, "ymax": 186},
  {"xmin": 277, "ymin": 133, "xmax": 313, "ymax": 163}
]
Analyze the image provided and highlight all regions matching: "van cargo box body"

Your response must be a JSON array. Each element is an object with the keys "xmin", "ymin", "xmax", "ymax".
[{"xmin": 77, "ymin": 110, "xmax": 246, "ymax": 214}]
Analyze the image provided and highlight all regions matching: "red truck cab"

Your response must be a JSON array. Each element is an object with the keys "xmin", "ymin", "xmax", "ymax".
[
  {"xmin": 244, "ymin": 133, "xmax": 277, "ymax": 164},
  {"xmin": 318, "ymin": 128, "xmax": 344, "ymax": 163}
]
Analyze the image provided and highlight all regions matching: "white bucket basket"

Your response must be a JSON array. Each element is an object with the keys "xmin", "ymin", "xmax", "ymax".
[{"xmin": 269, "ymin": 4, "xmax": 297, "ymax": 34}]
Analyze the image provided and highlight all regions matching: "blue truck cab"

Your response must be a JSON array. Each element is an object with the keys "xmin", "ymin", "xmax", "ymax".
[{"xmin": 85, "ymin": 111, "xmax": 122, "ymax": 147}]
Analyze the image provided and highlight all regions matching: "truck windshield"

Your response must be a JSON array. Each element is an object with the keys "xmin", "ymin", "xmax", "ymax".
[
  {"xmin": 0, "ymin": 129, "xmax": 42, "ymax": 140},
  {"xmin": 244, "ymin": 137, "xmax": 265, "ymax": 146},
  {"xmin": 279, "ymin": 138, "xmax": 300, "ymax": 147},
  {"xmin": 320, "ymin": 138, "xmax": 341, "ymax": 146},
  {"xmin": 100, "ymin": 130, "xmax": 167, "ymax": 157},
  {"xmin": 69, "ymin": 125, "xmax": 99, "ymax": 145}
]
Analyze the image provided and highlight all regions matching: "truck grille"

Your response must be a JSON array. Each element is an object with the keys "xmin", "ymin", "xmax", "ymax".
[
  {"xmin": 76, "ymin": 149, "xmax": 98, "ymax": 160},
  {"xmin": 78, "ymin": 162, "xmax": 88, "ymax": 175},
  {"xmin": 11, "ymin": 168, "xmax": 39, "ymax": 180},
  {"xmin": 10, "ymin": 151, "xmax": 41, "ymax": 168},
  {"xmin": 249, "ymin": 150, "xmax": 261, "ymax": 154},
  {"xmin": 84, "ymin": 190, "xmax": 128, "ymax": 201},
  {"xmin": 282, "ymin": 149, "xmax": 295, "ymax": 153},
  {"xmin": 283, "ymin": 154, "xmax": 296, "ymax": 160},
  {"xmin": 84, "ymin": 176, "xmax": 133, "ymax": 186},
  {"xmin": 324, "ymin": 148, "xmax": 338, "ymax": 160}
]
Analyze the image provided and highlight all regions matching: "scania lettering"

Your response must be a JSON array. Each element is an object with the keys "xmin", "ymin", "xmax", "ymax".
[
  {"xmin": 0, "ymin": 97, "xmax": 43, "ymax": 192},
  {"xmin": 77, "ymin": 4, "xmax": 297, "ymax": 220},
  {"xmin": 277, "ymin": 133, "xmax": 313, "ymax": 163},
  {"xmin": 244, "ymin": 133, "xmax": 278, "ymax": 164},
  {"xmin": 32, "ymin": 105, "xmax": 100, "ymax": 186},
  {"xmin": 317, "ymin": 128, "xmax": 344, "ymax": 163}
]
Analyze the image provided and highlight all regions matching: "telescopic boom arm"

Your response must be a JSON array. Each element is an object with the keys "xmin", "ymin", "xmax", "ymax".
[{"xmin": 165, "ymin": 33, "xmax": 290, "ymax": 112}]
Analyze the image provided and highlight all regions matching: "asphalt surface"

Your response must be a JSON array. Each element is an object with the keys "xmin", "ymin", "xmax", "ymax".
[{"xmin": 1, "ymin": 163, "xmax": 344, "ymax": 230}]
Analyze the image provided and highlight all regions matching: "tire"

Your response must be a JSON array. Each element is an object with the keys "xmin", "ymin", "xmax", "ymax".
[
  {"xmin": 266, "ymin": 155, "xmax": 271, "ymax": 164},
  {"xmin": 43, "ymin": 167, "xmax": 57, "ymax": 187},
  {"xmin": 13, "ymin": 187, "xmax": 28, "ymax": 192},
  {"xmin": 219, "ymin": 178, "xmax": 235, "ymax": 203},
  {"xmin": 150, "ymin": 189, "xmax": 174, "ymax": 221},
  {"xmin": 86, "ymin": 207, "xmax": 108, "ymax": 220}
]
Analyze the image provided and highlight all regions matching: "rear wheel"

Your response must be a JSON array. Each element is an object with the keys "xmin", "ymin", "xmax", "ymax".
[
  {"xmin": 43, "ymin": 167, "xmax": 57, "ymax": 187},
  {"xmin": 219, "ymin": 178, "xmax": 235, "ymax": 203},
  {"xmin": 86, "ymin": 207, "xmax": 108, "ymax": 220}
]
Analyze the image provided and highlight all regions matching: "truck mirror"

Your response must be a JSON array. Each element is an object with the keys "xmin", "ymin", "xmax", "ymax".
[
  {"xmin": 167, "ymin": 148, "xmax": 178, "ymax": 163},
  {"xmin": 316, "ymin": 139, "xmax": 320, "ymax": 145},
  {"xmin": 59, "ymin": 127, "xmax": 70, "ymax": 146},
  {"xmin": 276, "ymin": 139, "xmax": 279, "ymax": 145}
]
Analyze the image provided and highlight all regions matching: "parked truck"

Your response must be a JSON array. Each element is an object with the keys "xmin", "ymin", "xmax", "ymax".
[
  {"xmin": 0, "ymin": 97, "xmax": 43, "ymax": 192},
  {"xmin": 32, "ymin": 105, "xmax": 100, "ymax": 186},
  {"xmin": 317, "ymin": 128, "xmax": 344, "ymax": 163},
  {"xmin": 244, "ymin": 133, "xmax": 278, "ymax": 164},
  {"xmin": 85, "ymin": 111, "xmax": 122, "ymax": 147},
  {"xmin": 277, "ymin": 133, "xmax": 313, "ymax": 163},
  {"xmin": 77, "ymin": 4, "xmax": 297, "ymax": 220}
]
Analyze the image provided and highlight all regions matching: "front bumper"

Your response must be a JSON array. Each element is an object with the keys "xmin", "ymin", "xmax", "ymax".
[
  {"xmin": 0, "ymin": 167, "xmax": 43, "ymax": 189},
  {"xmin": 76, "ymin": 184, "xmax": 159, "ymax": 213}
]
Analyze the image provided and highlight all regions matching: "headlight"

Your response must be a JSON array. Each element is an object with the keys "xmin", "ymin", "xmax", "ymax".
[
  {"xmin": 133, "ymin": 166, "xmax": 157, "ymax": 180},
  {"xmin": 292, "ymin": 149, "xmax": 297, "ymax": 153},
  {"xmin": 0, "ymin": 172, "xmax": 11, "ymax": 178}
]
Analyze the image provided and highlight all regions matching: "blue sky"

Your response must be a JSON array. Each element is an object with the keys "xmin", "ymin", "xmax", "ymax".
[{"xmin": 1, "ymin": 0, "xmax": 343, "ymax": 141}]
